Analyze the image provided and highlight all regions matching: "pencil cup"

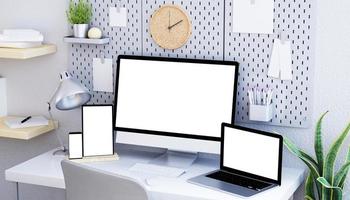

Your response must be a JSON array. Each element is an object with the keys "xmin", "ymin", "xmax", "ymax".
[{"xmin": 249, "ymin": 103, "xmax": 273, "ymax": 122}]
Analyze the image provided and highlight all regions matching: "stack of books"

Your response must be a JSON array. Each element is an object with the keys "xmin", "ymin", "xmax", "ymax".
[
  {"xmin": 0, "ymin": 116, "xmax": 56, "ymax": 140},
  {"xmin": 0, "ymin": 29, "xmax": 44, "ymax": 48}
]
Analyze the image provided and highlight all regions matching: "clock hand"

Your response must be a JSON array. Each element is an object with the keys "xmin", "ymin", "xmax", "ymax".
[
  {"xmin": 168, "ymin": 10, "xmax": 171, "ymax": 32},
  {"xmin": 168, "ymin": 19, "xmax": 183, "ymax": 30}
]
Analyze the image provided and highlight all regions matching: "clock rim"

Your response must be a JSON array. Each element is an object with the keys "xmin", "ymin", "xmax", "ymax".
[{"xmin": 149, "ymin": 4, "xmax": 192, "ymax": 50}]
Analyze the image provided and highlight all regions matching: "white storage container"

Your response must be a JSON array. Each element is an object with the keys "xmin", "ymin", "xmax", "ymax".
[
  {"xmin": 249, "ymin": 103, "xmax": 273, "ymax": 122},
  {"xmin": 0, "ymin": 78, "xmax": 7, "ymax": 117}
]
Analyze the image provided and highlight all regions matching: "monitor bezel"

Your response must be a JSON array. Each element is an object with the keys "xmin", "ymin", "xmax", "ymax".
[
  {"xmin": 220, "ymin": 123, "xmax": 283, "ymax": 185},
  {"xmin": 114, "ymin": 55, "xmax": 239, "ymax": 142}
]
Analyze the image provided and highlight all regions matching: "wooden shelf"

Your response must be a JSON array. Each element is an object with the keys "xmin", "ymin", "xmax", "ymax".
[
  {"xmin": 0, "ymin": 44, "xmax": 57, "ymax": 60},
  {"xmin": 64, "ymin": 36, "xmax": 109, "ymax": 45},
  {"xmin": 0, "ymin": 116, "xmax": 58, "ymax": 140}
]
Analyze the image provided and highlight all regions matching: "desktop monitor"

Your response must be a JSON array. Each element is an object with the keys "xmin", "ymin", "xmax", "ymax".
[{"xmin": 114, "ymin": 55, "xmax": 238, "ymax": 154}]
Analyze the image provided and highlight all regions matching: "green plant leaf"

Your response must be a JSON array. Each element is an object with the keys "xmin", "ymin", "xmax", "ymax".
[
  {"xmin": 301, "ymin": 151, "xmax": 319, "ymax": 167},
  {"xmin": 283, "ymin": 137, "xmax": 320, "ymax": 179},
  {"xmin": 338, "ymin": 146, "xmax": 350, "ymax": 188},
  {"xmin": 67, "ymin": 0, "xmax": 92, "ymax": 24},
  {"xmin": 283, "ymin": 137, "xmax": 324, "ymax": 199},
  {"xmin": 282, "ymin": 136, "xmax": 317, "ymax": 164},
  {"xmin": 305, "ymin": 196, "xmax": 315, "ymax": 200},
  {"xmin": 305, "ymin": 173, "xmax": 316, "ymax": 200},
  {"xmin": 315, "ymin": 111, "xmax": 328, "ymax": 174},
  {"xmin": 314, "ymin": 111, "xmax": 328, "ymax": 199},
  {"xmin": 323, "ymin": 122, "xmax": 350, "ymax": 199},
  {"xmin": 334, "ymin": 161, "xmax": 350, "ymax": 187},
  {"xmin": 317, "ymin": 177, "xmax": 343, "ymax": 200},
  {"xmin": 317, "ymin": 177, "xmax": 342, "ymax": 190}
]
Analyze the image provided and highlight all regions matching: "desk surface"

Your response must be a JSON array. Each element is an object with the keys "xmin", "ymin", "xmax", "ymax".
[{"xmin": 6, "ymin": 148, "xmax": 305, "ymax": 200}]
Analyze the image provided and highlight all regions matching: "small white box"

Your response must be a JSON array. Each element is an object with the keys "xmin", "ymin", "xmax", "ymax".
[
  {"xmin": 249, "ymin": 103, "xmax": 273, "ymax": 122},
  {"xmin": 0, "ymin": 78, "xmax": 7, "ymax": 117}
]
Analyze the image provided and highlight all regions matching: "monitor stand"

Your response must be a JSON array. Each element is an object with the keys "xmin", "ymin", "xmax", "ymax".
[{"xmin": 149, "ymin": 149, "xmax": 199, "ymax": 169}]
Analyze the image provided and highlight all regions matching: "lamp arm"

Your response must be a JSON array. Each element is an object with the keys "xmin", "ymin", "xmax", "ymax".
[
  {"xmin": 48, "ymin": 108, "xmax": 66, "ymax": 151},
  {"xmin": 47, "ymin": 82, "xmax": 62, "ymax": 107},
  {"xmin": 47, "ymin": 82, "xmax": 67, "ymax": 153}
]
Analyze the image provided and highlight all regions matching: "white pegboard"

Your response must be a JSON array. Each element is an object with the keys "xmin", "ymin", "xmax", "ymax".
[
  {"xmin": 68, "ymin": 0, "xmax": 315, "ymax": 128},
  {"xmin": 142, "ymin": 0, "xmax": 224, "ymax": 60},
  {"xmin": 68, "ymin": 0, "xmax": 142, "ymax": 104},
  {"xmin": 225, "ymin": 0, "xmax": 315, "ymax": 127}
]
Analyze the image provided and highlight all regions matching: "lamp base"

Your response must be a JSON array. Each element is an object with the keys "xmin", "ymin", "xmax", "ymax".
[{"xmin": 53, "ymin": 146, "xmax": 68, "ymax": 156}]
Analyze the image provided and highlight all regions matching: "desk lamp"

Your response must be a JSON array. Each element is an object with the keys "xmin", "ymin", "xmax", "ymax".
[{"xmin": 48, "ymin": 71, "xmax": 91, "ymax": 155}]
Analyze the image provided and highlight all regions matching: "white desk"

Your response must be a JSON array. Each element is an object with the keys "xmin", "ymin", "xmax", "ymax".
[{"xmin": 6, "ymin": 148, "xmax": 305, "ymax": 200}]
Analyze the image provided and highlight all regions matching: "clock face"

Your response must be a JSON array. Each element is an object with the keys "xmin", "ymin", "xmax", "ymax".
[{"xmin": 150, "ymin": 5, "xmax": 192, "ymax": 50}]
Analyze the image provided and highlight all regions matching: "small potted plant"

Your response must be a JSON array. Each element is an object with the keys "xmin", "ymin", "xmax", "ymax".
[{"xmin": 66, "ymin": 0, "xmax": 92, "ymax": 38}]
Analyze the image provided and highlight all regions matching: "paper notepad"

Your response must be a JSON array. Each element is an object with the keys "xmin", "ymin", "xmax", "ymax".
[
  {"xmin": 109, "ymin": 7, "xmax": 127, "ymax": 27},
  {"xmin": 279, "ymin": 41, "xmax": 293, "ymax": 80},
  {"xmin": 268, "ymin": 39, "xmax": 293, "ymax": 80},
  {"xmin": 93, "ymin": 58, "xmax": 114, "ymax": 93},
  {"xmin": 268, "ymin": 39, "xmax": 281, "ymax": 78},
  {"xmin": 5, "ymin": 116, "xmax": 49, "ymax": 129},
  {"xmin": 232, "ymin": 0, "xmax": 274, "ymax": 34}
]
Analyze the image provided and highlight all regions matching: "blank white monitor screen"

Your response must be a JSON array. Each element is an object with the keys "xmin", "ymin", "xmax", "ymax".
[
  {"xmin": 83, "ymin": 105, "xmax": 114, "ymax": 157},
  {"xmin": 223, "ymin": 127, "xmax": 280, "ymax": 181},
  {"xmin": 115, "ymin": 58, "xmax": 237, "ymax": 139}
]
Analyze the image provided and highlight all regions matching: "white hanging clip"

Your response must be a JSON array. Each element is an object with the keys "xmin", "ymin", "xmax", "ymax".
[
  {"xmin": 280, "ymin": 30, "xmax": 287, "ymax": 45},
  {"xmin": 116, "ymin": 0, "xmax": 121, "ymax": 12},
  {"xmin": 100, "ymin": 50, "xmax": 105, "ymax": 64},
  {"xmin": 250, "ymin": 0, "xmax": 256, "ymax": 4}
]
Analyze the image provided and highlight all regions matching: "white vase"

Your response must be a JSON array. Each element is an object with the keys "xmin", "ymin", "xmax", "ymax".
[
  {"xmin": 0, "ymin": 78, "xmax": 7, "ymax": 117},
  {"xmin": 73, "ymin": 24, "xmax": 89, "ymax": 38}
]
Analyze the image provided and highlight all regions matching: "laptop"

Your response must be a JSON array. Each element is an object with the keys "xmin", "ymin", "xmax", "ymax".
[{"xmin": 188, "ymin": 123, "xmax": 283, "ymax": 197}]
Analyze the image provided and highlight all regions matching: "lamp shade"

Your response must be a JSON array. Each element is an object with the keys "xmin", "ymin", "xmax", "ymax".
[{"xmin": 55, "ymin": 71, "xmax": 91, "ymax": 110}]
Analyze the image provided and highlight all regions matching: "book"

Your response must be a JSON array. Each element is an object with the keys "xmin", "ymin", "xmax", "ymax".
[
  {"xmin": 0, "ymin": 116, "xmax": 57, "ymax": 140},
  {"xmin": 5, "ymin": 116, "xmax": 49, "ymax": 129}
]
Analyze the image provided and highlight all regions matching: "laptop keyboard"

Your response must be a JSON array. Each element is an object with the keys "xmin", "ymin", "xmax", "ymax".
[{"xmin": 206, "ymin": 171, "xmax": 272, "ymax": 191}]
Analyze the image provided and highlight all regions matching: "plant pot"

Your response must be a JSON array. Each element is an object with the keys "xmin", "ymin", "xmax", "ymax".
[{"xmin": 73, "ymin": 24, "xmax": 89, "ymax": 38}]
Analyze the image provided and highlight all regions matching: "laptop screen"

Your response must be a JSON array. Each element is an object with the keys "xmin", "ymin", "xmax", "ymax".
[{"xmin": 222, "ymin": 124, "xmax": 282, "ymax": 183}]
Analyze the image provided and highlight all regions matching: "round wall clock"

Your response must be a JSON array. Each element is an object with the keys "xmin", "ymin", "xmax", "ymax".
[{"xmin": 149, "ymin": 5, "xmax": 192, "ymax": 50}]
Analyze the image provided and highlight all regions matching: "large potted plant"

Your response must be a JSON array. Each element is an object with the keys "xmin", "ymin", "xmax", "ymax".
[
  {"xmin": 66, "ymin": 0, "xmax": 92, "ymax": 38},
  {"xmin": 284, "ymin": 111, "xmax": 350, "ymax": 200}
]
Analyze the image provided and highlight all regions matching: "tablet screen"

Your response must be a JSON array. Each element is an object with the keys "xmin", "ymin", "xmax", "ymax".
[{"xmin": 82, "ymin": 105, "xmax": 114, "ymax": 157}]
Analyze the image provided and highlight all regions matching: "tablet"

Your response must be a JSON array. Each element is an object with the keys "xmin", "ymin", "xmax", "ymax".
[{"xmin": 82, "ymin": 105, "xmax": 114, "ymax": 157}]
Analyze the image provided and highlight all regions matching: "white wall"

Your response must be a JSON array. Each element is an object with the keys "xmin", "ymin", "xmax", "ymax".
[
  {"xmin": 0, "ymin": 0, "xmax": 349, "ymax": 199},
  {"xmin": 0, "ymin": 0, "xmax": 78, "ymax": 199},
  {"xmin": 241, "ymin": 0, "xmax": 350, "ymax": 199}
]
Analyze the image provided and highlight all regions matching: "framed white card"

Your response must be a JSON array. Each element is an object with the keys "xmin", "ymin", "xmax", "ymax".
[
  {"xmin": 68, "ymin": 132, "xmax": 83, "ymax": 159},
  {"xmin": 82, "ymin": 105, "xmax": 114, "ymax": 157}
]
